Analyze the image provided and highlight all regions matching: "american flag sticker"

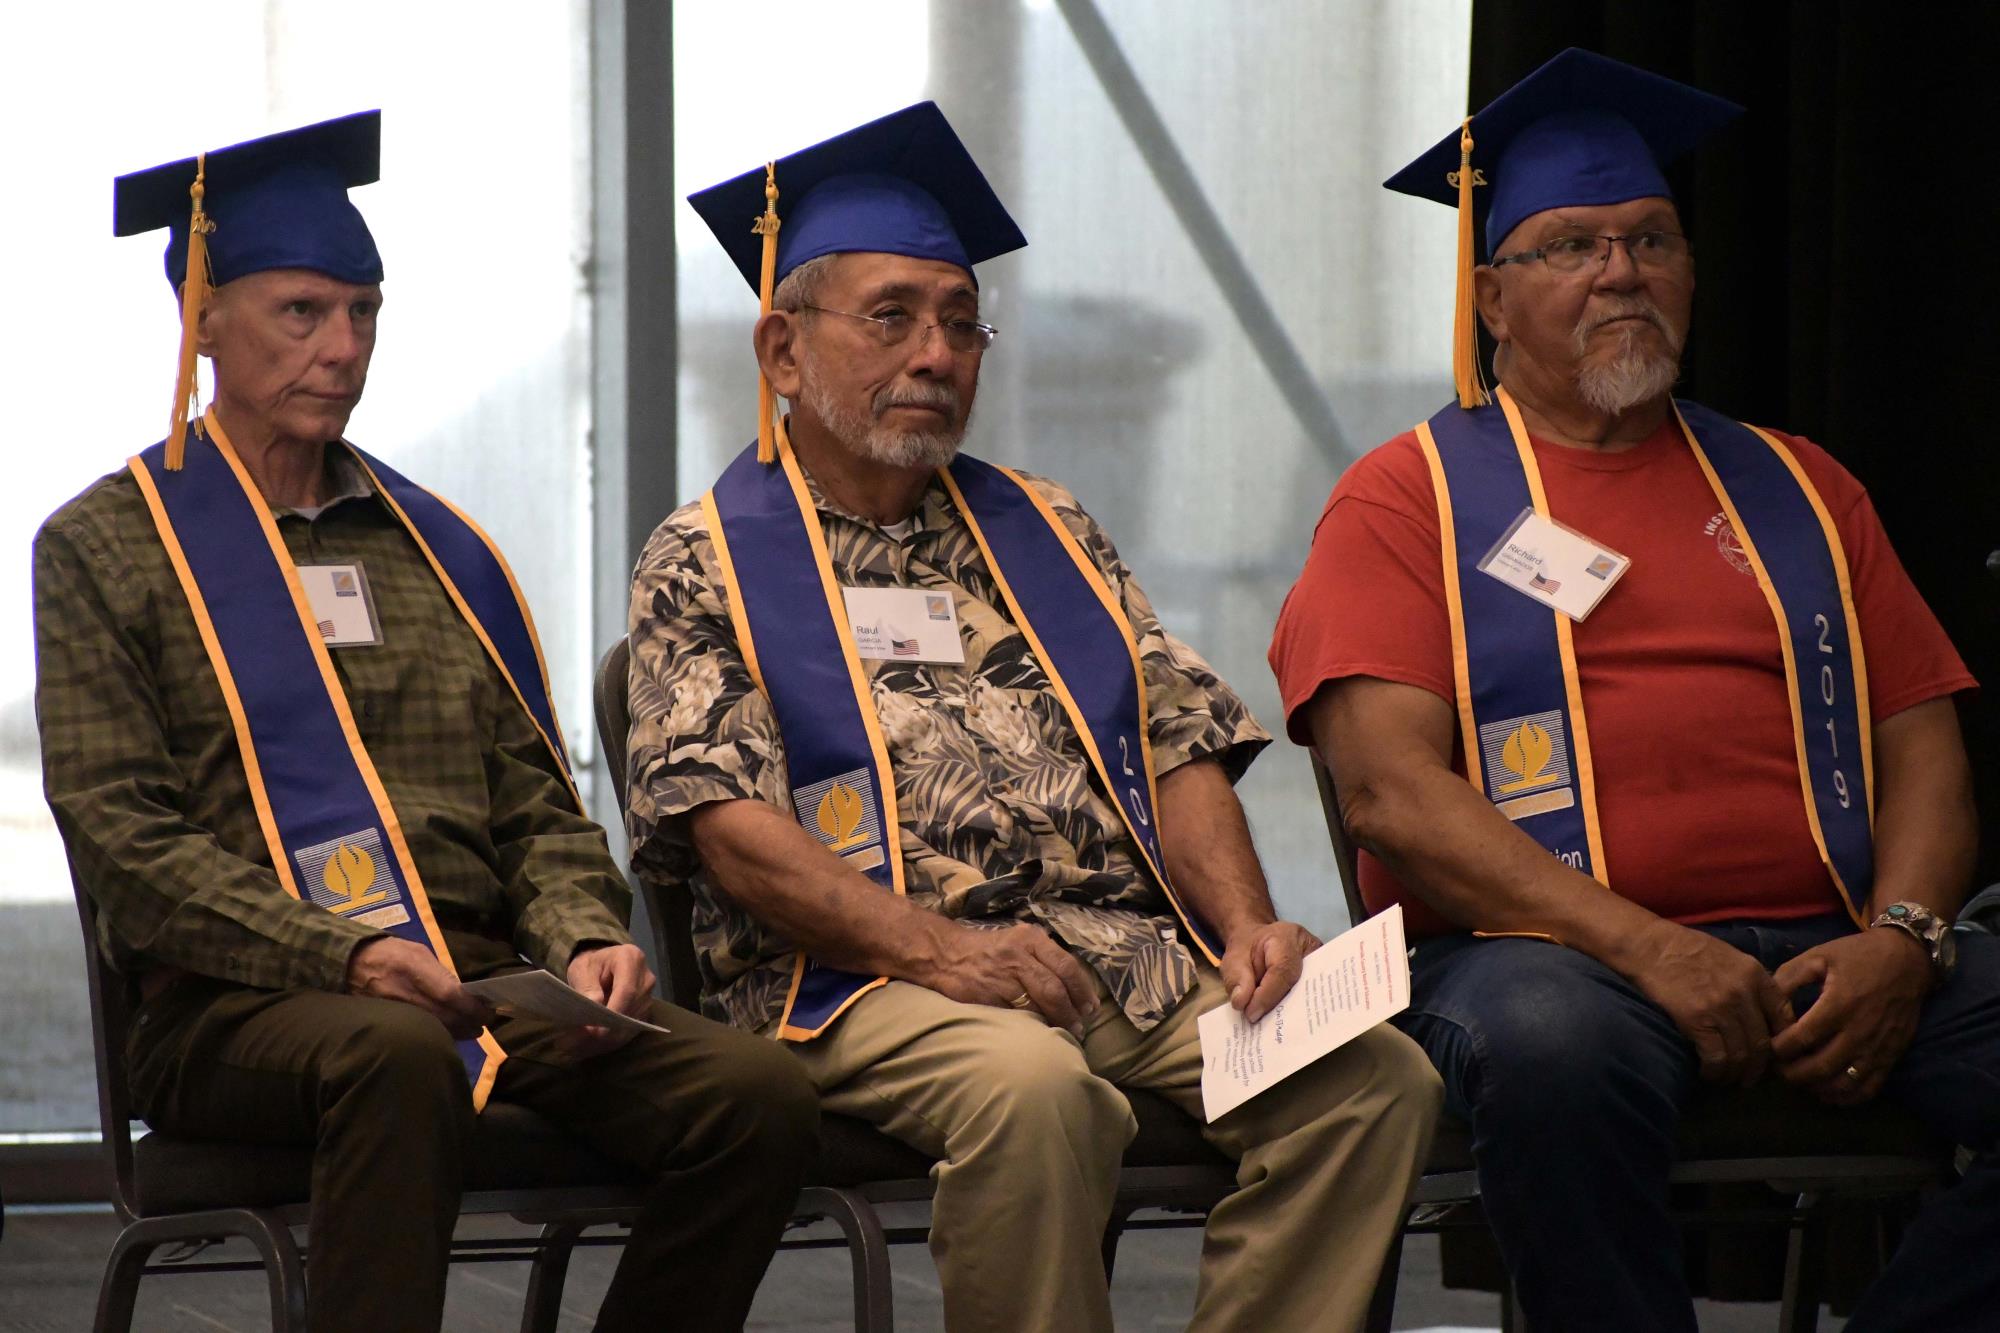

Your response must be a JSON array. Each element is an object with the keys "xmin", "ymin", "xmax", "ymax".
[
  {"xmin": 1530, "ymin": 571, "xmax": 1562, "ymax": 595},
  {"xmin": 892, "ymin": 636, "xmax": 920, "ymax": 656},
  {"xmin": 317, "ymin": 618, "xmax": 337, "ymax": 639}
]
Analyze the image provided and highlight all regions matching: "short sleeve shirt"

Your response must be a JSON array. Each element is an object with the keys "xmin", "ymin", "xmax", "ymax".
[
  {"xmin": 628, "ymin": 462, "xmax": 1270, "ymax": 1032},
  {"xmin": 1269, "ymin": 415, "xmax": 1976, "ymax": 936}
]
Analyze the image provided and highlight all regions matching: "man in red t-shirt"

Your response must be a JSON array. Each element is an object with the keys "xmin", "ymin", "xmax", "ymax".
[{"xmin": 1272, "ymin": 50, "xmax": 1999, "ymax": 1332}]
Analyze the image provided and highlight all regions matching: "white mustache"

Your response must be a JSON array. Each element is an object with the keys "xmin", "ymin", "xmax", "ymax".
[
  {"xmin": 873, "ymin": 383, "xmax": 960, "ymax": 417},
  {"xmin": 1577, "ymin": 300, "xmax": 1670, "ymax": 341}
]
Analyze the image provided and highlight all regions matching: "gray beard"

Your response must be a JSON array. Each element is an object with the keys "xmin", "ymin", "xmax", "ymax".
[
  {"xmin": 1572, "ymin": 315, "xmax": 1683, "ymax": 416},
  {"xmin": 1574, "ymin": 348, "xmax": 1681, "ymax": 416},
  {"xmin": 797, "ymin": 363, "xmax": 967, "ymax": 470}
]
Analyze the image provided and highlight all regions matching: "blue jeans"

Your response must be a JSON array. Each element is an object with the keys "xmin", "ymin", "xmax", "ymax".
[{"xmin": 1394, "ymin": 916, "xmax": 2000, "ymax": 1332}]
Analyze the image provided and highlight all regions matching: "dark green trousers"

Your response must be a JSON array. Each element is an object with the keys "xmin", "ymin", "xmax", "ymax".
[{"xmin": 127, "ymin": 930, "xmax": 819, "ymax": 1333}]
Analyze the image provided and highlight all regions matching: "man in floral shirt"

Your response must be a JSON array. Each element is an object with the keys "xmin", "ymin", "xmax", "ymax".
[{"xmin": 625, "ymin": 104, "xmax": 1440, "ymax": 1333}]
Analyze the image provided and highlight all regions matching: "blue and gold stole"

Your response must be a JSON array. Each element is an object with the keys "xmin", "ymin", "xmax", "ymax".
[
  {"xmin": 129, "ymin": 411, "xmax": 580, "ymax": 1109},
  {"xmin": 703, "ymin": 425, "xmax": 1223, "ymax": 1039},
  {"xmin": 1416, "ymin": 386, "xmax": 1874, "ymax": 922}
]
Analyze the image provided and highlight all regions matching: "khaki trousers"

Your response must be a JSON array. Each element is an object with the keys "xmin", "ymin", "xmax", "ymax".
[
  {"xmin": 783, "ymin": 966, "xmax": 1443, "ymax": 1332},
  {"xmin": 128, "ymin": 930, "xmax": 819, "ymax": 1333}
]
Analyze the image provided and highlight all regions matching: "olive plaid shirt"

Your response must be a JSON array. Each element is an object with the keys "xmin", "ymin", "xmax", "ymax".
[{"xmin": 34, "ymin": 447, "xmax": 631, "ymax": 992}]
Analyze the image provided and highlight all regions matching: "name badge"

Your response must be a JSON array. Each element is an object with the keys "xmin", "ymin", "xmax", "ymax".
[
  {"xmin": 841, "ymin": 585, "xmax": 965, "ymax": 664},
  {"xmin": 1476, "ymin": 509, "xmax": 1630, "ymax": 622},
  {"xmin": 298, "ymin": 563, "xmax": 383, "ymax": 647}
]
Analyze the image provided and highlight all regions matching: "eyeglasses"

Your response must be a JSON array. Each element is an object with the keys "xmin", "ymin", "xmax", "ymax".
[
  {"xmin": 800, "ymin": 304, "xmax": 998, "ymax": 353},
  {"xmin": 1490, "ymin": 231, "xmax": 1692, "ymax": 275}
]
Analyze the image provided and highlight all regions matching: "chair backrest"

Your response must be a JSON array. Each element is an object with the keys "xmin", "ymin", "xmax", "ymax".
[
  {"xmin": 594, "ymin": 639, "xmax": 703, "ymax": 1010},
  {"xmin": 67, "ymin": 867, "xmax": 143, "ymax": 1222},
  {"xmin": 1307, "ymin": 751, "xmax": 1368, "ymax": 927}
]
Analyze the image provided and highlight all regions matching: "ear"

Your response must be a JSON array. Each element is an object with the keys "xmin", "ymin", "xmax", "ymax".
[
  {"xmin": 191, "ymin": 283, "xmax": 223, "ymax": 360},
  {"xmin": 754, "ymin": 310, "xmax": 805, "ymax": 399},
  {"xmin": 1472, "ymin": 265, "xmax": 1510, "ymax": 345}
]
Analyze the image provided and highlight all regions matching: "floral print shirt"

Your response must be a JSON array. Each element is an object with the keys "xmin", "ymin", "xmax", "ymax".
[{"xmin": 625, "ymin": 458, "xmax": 1269, "ymax": 1034}]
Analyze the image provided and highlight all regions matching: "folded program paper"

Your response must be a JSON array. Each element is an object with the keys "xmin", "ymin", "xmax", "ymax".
[{"xmin": 1199, "ymin": 904, "xmax": 1410, "ymax": 1122}]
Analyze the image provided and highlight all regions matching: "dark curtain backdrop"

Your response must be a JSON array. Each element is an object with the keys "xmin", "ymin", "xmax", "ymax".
[{"xmin": 1470, "ymin": 0, "xmax": 2000, "ymax": 882}]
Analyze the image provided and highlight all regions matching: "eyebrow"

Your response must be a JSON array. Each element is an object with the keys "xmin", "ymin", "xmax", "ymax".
[
  {"xmin": 1540, "ymin": 210, "xmax": 1679, "ymax": 238},
  {"xmin": 857, "ymin": 281, "xmax": 979, "ymax": 308}
]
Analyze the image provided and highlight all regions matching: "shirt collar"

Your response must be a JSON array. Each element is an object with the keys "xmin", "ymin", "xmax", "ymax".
[{"xmin": 271, "ymin": 443, "xmax": 376, "ymax": 519}]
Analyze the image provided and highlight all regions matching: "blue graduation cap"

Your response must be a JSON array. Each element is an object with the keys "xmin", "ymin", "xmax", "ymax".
[
  {"xmin": 1384, "ymin": 49, "xmax": 1742, "ymax": 408},
  {"xmin": 687, "ymin": 102, "xmax": 1026, "ymax": 462},
  {"xmin": 112, "ymin": 111, "xmax": 384, "ymax": 466}
]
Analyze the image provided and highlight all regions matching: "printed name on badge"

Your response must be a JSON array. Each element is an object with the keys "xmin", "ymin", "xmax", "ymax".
[
  {"xmin": 841, "ymin": 586, "xmax": 966, "ymax": 664},
  {"xmin": 1476, "ymin": 509, "xmax": 1630, "ymax": 621}
]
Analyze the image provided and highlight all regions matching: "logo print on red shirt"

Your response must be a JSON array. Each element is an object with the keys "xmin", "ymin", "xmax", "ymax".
[{"xmin": 1703, "ymin": 512, "xmax": 1753, "ymax": 575}]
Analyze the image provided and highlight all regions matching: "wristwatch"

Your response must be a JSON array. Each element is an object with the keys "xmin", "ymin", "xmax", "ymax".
[{"xmin": 1869, "ymin": 901, "xmax": 1958, "ymax": 984}]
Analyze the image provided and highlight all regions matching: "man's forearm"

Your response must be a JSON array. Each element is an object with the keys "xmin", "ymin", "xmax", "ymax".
[
  {"xmin": 1154, "ymin": 757, "xmax": 1279, "ymax": 941},
  {"xmin": 1309, "ymin": 682, "xmax": 1669, "ymax": 975},
  {"xmin": 1346, "ymin": 756, "xmax": 1666, "ymax": 965},
  {"xmin": 1866, "ymin": 698, "xmax": 1977, "ymax": 919},
  {"xmin": 690, "ymin": 798, "xmax": 954, "ymax": 981}
]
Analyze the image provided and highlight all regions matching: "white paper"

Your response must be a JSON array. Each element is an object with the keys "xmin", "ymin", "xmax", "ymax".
[
  {"xmin": 1199, "ymin": 904, "xmax": 1410, "ymax": 1122},
  {"xmin": 841, "ymin": 585, "xmax": 965, "ymax": 664},
  {"xmin": 463, "ymin": 969, "xmax": 670, "ymax": 1036},
  {"xmin": 1475, "ymin": 509, "xmax": 1630, "ymax": 622},
  {"xmin": 298, "ymin": 563, "xmax": 382, "ymax": 646}
]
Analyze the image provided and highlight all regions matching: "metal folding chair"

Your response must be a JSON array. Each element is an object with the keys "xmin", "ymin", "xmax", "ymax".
[{"xmin": 69, "ymin": 868, "xmax": 660, "ymax": 1333}]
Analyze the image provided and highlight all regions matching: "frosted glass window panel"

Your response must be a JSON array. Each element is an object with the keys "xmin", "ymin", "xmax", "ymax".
[
  {"xmin": 0, "ymin": 0, "xmax": 592, "ymax": 1132},
  {"xmin": 674, "ymin": 1, "xmax": 1469, "ymax": 937}
]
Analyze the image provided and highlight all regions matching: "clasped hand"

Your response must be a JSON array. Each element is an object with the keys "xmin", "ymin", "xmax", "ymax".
[
  {"xmin": 1628, "ymin": 922, "xmax": 1928, "ymax": 1102},
  {"xmin": 344, "ymin": 936, "xmax": 657, "ymax": 1059},
  {"xmin": 926, "ymin": 923, "xmax": 1100, "ymax": 1037}
]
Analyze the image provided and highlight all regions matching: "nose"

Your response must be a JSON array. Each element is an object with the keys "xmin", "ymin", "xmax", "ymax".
[
  {"xmin": 319, "ymin": 309, "xmax": 365, "ymax": 365},
  {"xmin": 1593, "ymin": 237, "xmax": 1644, "ymax": 290},
  {"xmin": 901, "ymin": 322, "xmax": 959, "ymax": 378}
]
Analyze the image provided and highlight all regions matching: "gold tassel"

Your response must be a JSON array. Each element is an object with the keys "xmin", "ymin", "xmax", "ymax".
[
  {"xmin": 752, "ymin": 161, "xmax": 782, "ymax": 464},
  {"xmin": 1449, "ymin": 118, "xmax": 1491, "ymax": 410},
  {"xmin": 165, "ymin": 153, "xmax": 216, "ymax": 469}
]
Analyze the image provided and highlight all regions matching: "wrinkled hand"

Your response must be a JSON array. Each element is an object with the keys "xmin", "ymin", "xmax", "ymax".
[
  {"xmin": 924, "ymin": 923, "xmax": 1099, "ymax": 1037},
  {"xmin": 1624, "ymin": 922, "xmax": 1795, "ymax": 1086},
  {"xmin": 563, "ymin": 943, "xmax": 659, "ymax": 1060},
  {"xmin": 1220, "ymin": 921, "xmax": 1321, "ymax": 1024},
  {"xmin": 345, "ymin": 936, "xmax": 496, "ymax": 1040},
  {"xmin": 1770, "ymin": 930, "xmax": 1928, "ymax": 1105}
]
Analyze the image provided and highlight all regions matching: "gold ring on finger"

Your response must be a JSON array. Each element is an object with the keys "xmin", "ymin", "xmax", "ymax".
[
  {"xmin": 1008, "ymin": 992, "xmax": 1034, "ymax": 1010},
  {"xmin": 1843, "ymin": 1064, "xmax": 1863, "ymax": 1082}
]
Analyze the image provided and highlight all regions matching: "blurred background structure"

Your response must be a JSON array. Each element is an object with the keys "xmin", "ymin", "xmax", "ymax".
[{"xmin": 0, "ymin": 0, "xmax": 1471, "ymax": 1143}]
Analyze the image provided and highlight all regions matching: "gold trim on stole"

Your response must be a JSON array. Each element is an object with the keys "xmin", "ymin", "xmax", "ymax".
[
  {"xmin": 130, "ymin": 413, "xmax": 506, "ymax": 1106},
  {"xmin": 1676, "ymin": 407, "xmax": 1873, "ymax": 926},
  {"xmin": 936, "ymin": 465, "xmax": 1223, "ymax": 968}
]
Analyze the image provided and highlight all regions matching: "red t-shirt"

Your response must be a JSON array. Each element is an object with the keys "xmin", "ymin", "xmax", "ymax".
[{"xmin": 1269, "ymin": 418, "xmax": 1977, "ymax": 937}]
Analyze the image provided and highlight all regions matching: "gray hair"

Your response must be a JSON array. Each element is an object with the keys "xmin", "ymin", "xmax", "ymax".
[{"xmin": 771, "ymin": 253, "xmax": 838, "ymax": 314}]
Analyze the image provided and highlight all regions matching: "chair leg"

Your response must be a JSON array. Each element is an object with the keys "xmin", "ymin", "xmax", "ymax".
[
  {"xmin": 795, "ymin": 1187, "xmax": 895, "ymax": 1333},
  {"xmin": 1780, "ymin": 1192, "xmax": 1825, "ymax": 1333},
  {"xmin": 520, "ymin": 1221, "xmax": 586, "ymax": 1333},
  {"xmin": 1099, "ymin": 1206, "xmax": 1131, "ymax": 1282},
  {"xmin": 95, "ymin": 1210, "xmax": 306, "ymax": 1333},
  {"xmin": 1363, "ymin": 1227, "xmax": 1406, "ymax": 1333},
  {"xmin": 238, "ymin": 1210, "xmax": 309, "ymax": 1333},
  {"xmin": 92, "ymin": 1227, "xmax": 155, "ymax": 1333}
]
